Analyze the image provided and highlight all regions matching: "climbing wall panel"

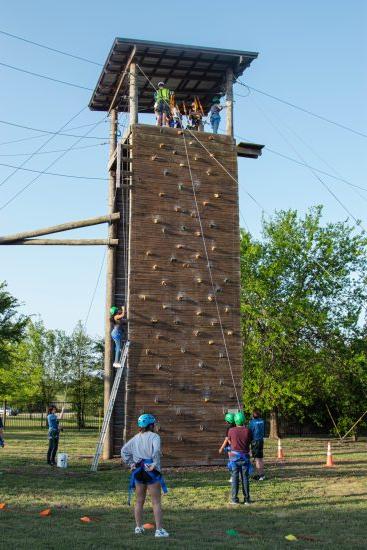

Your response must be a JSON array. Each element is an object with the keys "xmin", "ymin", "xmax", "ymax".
[{"xmin": 114, "ymin": 124, "xmax": 242, "ymax": 465}]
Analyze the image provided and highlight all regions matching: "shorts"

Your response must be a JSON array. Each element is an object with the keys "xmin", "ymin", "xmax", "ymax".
[
  {"xmin": 251, "ymin": 439, "xmax": 264, "ymax": 459},
  {"xmin": 155, "ymin": 100, "xmax": 170, "ymax": 115},
  {"xmin": 134, "ymin": 468, "xmax": 161, "ymax": 485}
]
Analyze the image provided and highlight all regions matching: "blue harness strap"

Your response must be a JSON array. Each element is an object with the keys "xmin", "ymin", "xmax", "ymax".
[
  {"xmin": 227, "ymin": 451, "xmax": 254, "ymax": 475},
  {"xmin": 128, "ymin": 459, "xmax": 168, "ymax": 505}
]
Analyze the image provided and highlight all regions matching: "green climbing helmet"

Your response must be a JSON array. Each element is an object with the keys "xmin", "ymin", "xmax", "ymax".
[
  {"xmin": 110, "ymin": 306, "xmax": 119, "ymax": 316},
  {"xmin": 212, "ymin": 96, "xmax": 220, "ymax": 104},
  {"xmin": 224, "ymin": 412, "xmax": 235, "ymax": 424},
  {"xmin": 234, "ymin": 411, "xmax": 246, "ymax": 426}
]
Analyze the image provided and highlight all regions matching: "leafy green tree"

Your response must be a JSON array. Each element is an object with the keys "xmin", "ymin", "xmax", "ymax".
[
  {"xmin": 0, "ymin": 281, "xmax": 28, "ymax": 397},
  {"xmin": 240, "ymin": 207, "xmax": 367, "ymax": 436},
  {"xmin": 65, "ymin": 322, "xmax": 103, "ymax": 428}
]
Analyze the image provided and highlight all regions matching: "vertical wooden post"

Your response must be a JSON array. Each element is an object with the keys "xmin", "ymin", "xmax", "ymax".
[
  {"xmin": 129, "ymin": 62, "xmax": 138, "ymax": 124},
  {"xmin": 226, "ymin": 67, "xmax": 234, "ymax": 137},
  {"xmin": 103, "ymin": 107, "xmax": 118, "ymax": 459}
]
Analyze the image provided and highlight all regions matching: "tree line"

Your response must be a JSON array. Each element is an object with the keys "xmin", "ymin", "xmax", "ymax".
[{"xmin": 1, "ymin": 206, "xmax": 367, "ymax": 436}]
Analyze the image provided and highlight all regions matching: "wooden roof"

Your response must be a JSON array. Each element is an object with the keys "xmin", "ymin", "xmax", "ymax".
[{"xmin": 89, "ymin": 38, "xmax": 258, "ymax": 113}]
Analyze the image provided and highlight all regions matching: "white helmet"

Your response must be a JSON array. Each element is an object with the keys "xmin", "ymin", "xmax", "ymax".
[{"xmin": 158, "ymin": 81, "xmax": 165, "ymax": 87}]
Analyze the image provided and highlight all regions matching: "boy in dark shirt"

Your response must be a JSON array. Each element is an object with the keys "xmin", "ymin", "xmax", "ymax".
[
  {"xmin": 249, "ymin": 409, "xmax": 265, "ymax": 480},
  {"xmin": 227, "ymin": 411, "xmax": 252, "ymax": 505}
]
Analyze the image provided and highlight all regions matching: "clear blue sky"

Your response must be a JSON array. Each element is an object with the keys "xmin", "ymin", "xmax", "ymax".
[{"xmin": 0, "ymin": 0, "xmax": 366, "ymax": 337}]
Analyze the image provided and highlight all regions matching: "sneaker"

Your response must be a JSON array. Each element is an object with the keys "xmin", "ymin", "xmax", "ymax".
[
  {"xmin": 228, "ymin": 477, "xmax": 233, "ymax": 483},
  {"xmin": 155, "ymin": 528, "xmax": 169, "ymax": 538},
  {"xmin": 252, "ymin": 474, "xmax": 260, "ymax": 481},
  {"xmin": 135, "ymin": 526, "xmax": 145, "ymax": 535},
  {"xmin": 259, "ymin": 475, "xmax": 265, "ymax": 481},
  {"xmin": 113, "ymin": 362, "xmax": 121, "ymax": 368},
  {"xmin": 230, "ymin": 500, "xmax": 240, "ymax": 505},
  {"xmin": 244, "ymin": 500, "xmax": 252, "ymax": 505}
]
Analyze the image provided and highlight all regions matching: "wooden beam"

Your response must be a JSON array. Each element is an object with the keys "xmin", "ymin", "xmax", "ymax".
[
  {"xmin": 129, "ymin": 62, "xmax": 138, "ymax": 124},
  {"xmin": 104, "ymin": 107, "xmax": 118, "ymax": 460},
  {"xmin": 108, "ymin": 46, "xmax": 136, "ymax": 114},
  {"xmin": 225, "ymin": 67, "xmax": 234, "ymax": 137},
  {"xmin": 7, "ymin": 239, "xmax": 118, "ymax": 245},
  {"xmin": 0, "ymin": 213, "xmax": 120, "ymax": 243}
]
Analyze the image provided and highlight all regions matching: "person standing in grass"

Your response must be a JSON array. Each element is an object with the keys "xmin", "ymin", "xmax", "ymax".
[
  {"xmin": 46, "ymin": 405, "xmax": 64, "ymax": 465},
  {"xmin": 0, "ymin": 416, "xmax": 5, "ymax": 448},
  {"xmin": 121, "ymin": 413, "xmax": 169, "ymax": 538},
  {"xmin": 249, "ymin": 409, "xmax": 265, "ymax": 480},
  {"xmin": 227, "ymin": 411, "xmax": 253, "ymax": 505}
]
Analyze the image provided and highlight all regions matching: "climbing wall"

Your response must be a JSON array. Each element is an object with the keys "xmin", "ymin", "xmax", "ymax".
[{"xmin": 114, "ymin": 123, "xmax": 242, "ymax": 466}]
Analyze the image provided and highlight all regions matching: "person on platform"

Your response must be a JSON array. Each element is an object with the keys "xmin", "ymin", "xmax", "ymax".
[
  {"xmin": 46, "ymin": 405, "xmax": 64, "ymax": 465},
  {"xmin": 110, "ymin": 305, "xmax": 126, "ymax": 368},
  {"xmin": 249, "ymin": 409, "xmax": 265, "ymax": 480},
  {"xmin": 121, "ymin": 413, "xmax": 169, "ymax": 538},
  {"xmin": 227, "ymin": 411, "xmax": 253, "ymax": 505},
  {"xmin": 154, "ymin": 82, "xmax": 172, "ymax": 127},
  {"xmin": 0, "ymin": 416, "xmax": 5, "ymax": 448},
  {"xmin": 188, "ymin": 100, "xmax": 203, "ymax": 131},
  {"xmin": 208, "ymin": 97, "xmax": 224, "ymax": 134}
]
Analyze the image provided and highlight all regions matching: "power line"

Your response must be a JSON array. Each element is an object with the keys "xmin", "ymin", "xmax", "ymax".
[
  {"xmin": 0, "ymin": 161, "xmax": 107, "ymax": 180},
  {"xmin": 0, "ymin": 119, "xmax": 107, "ymax": 211},
  {"xmin": 0, "ymin": 29, "xmax": 103, "ymax": 67},
  {"xmin": 0, "ymin": 142, "xmax": 108, "ymax": 157},
  {"xmin": 0, "ymin": 106, "xmax": 87, "ymax": 189},
  {"xmin": 236, "ymin": 80, "xmax": 367, "ymax": 139},
  {"xmin": 0, "ymin": 60, "xmax": 93, "ymax": 91},
  {"xmin": 0, "ymin": 118, "xmax": 107, "ymax": 140}
]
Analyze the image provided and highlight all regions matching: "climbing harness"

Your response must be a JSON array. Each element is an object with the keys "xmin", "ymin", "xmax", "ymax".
[
  {"xmin": 128, "ymin": 458, "xmax": 168, "ymax": 505},
  {"xmin": 227, "ymin": 451, "xmax": 254, "ymax": 476}
]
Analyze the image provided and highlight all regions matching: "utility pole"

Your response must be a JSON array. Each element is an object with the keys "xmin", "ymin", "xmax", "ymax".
[{"xmin": 103, "ymin": 107, "xmax": 118, "ymax": 459}]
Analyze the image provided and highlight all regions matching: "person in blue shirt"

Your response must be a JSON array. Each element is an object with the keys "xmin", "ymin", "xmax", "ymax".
[
  {"xmin": 249, "ymin": 409, "xmax": 265, "ymax": 480},
  {"xmin": 110, "ymin": 305, "xmax": 126, "ymax": 368},
  {"xmin": 47, "ymin": 405, "xmax": 64, "ymax": 465},
  {"xmin": 0, "ymin": 416, "xmax": 5, "ymax": 448}
]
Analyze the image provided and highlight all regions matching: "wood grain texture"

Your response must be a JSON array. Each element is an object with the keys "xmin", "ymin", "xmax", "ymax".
[{"xmin": 112, "ymin": 124, "xmax": 242, "ymax": 465}]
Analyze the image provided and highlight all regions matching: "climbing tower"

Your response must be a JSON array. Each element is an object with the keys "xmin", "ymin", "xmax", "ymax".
[{"xmin": 89, "ymin": 38, "xmax": 263, "ymax": 465}]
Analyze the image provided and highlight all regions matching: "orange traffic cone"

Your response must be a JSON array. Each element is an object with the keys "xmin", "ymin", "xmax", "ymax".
[
  {"xmin": 325, "ymin": 441, "xmax": 335, "ymax": 467},
  {"xmin": 277, "ymin": 438, "xmax": 285, "ymax": 459}
]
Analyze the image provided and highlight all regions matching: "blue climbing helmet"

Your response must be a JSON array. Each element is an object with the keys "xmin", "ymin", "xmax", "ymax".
[{"xmin": 138, "ymin": 413, "xmax": 156, "ymax": 428}]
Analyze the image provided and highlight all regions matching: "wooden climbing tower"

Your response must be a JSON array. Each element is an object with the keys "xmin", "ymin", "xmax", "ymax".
[{"xmin": 89, "ymin": 38, "xmax": 263, "ymax": 465}]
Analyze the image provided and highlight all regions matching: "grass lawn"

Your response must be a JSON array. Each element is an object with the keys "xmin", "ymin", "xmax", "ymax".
[{"xmin": 0, "ymin": 430, "xmax": 366, "ymax": 549}]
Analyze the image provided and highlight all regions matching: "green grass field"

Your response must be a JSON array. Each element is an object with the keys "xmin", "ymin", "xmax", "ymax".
[{"xmin": 0, "ymin": 430, "xmax": 366, "ymax": 549}]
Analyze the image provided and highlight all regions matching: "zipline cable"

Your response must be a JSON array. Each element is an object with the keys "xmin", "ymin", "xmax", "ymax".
[
  {"xmin": 0, "ymin": 29, "xmax": 103, "ymax": 66},
  {"xmin": 236, "ymin": 80, "xmax": 367, "ymax": 139},
  {"xmin": 250, "ymin": 95, "xmax": 365, "ymax": 229},
  {"xmin": 0, "ymin": 60, "xmax": 93, "ymax": 90}
]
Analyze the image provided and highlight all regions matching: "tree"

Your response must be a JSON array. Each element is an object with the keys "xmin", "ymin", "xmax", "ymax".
[
  {"xmin": 0, "ymin": 282, "xmax": 28, "ymax": 397},
  {"xmin": 66, "ymin": 322, "xmax": 103, "ymax": 428},
  {"xmin": 240, "ymin": 207, "xmax": 367, "ymax": 437}
]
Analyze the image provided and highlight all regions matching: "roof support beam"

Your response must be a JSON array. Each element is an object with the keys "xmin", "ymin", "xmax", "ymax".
[{"xmin": 108, "ymin": 46, "xmax": 136, "ymax": 114}]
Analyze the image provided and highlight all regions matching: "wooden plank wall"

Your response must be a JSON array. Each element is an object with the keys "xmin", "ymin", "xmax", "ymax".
[{"xmin": 113, "ymin": 124, "xmax": 242, "ymax": 465}]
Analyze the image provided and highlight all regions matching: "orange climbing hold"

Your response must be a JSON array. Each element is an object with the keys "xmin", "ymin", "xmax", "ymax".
[
  {"xmin": 143, "ymin": 523, "xmax": 155, "ymax": 530},
  {"xmin": 39, "ymin": 508, "xmax": 52, "ymax": 517},
  {"xmin": 0, "ymin": 503, "xmax": 6, "ymax": 510}
]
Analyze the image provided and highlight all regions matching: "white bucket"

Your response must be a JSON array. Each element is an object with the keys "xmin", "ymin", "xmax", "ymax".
[{"xmin": 57, "ymin": 453, "xmax": 68, "ymax": 468}]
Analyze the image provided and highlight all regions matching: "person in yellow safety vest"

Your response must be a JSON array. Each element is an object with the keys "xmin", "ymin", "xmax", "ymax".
[{"xmin": 154, "ymin": 82, "xmax": 172, "ymax": 127}]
